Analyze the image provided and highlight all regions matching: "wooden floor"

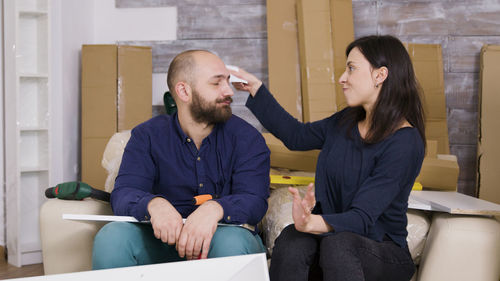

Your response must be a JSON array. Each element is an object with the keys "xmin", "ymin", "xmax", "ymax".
[{"xmin": 0, "ymin": 261, "xmax": 44, "ymax": 280}]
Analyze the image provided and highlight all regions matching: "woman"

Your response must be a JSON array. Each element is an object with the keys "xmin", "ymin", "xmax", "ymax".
[{"xmin": 231, "ymin": 35, "xmax": 425, "ymax": 281}]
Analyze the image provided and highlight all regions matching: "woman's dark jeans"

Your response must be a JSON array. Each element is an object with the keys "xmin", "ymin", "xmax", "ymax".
[{"xmin": 269, "ymin": 224, "xmax": 415, "ymax": 281}]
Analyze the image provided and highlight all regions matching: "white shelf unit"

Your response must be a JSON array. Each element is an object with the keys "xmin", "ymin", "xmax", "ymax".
[{"xmin": 3, "ymin": 0, "xmax": 51, "ymax": 266}]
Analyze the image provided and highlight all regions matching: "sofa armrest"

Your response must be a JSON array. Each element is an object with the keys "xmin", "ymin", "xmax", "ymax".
[
  {"xmin": 417, "ymin": 213, "xmax": 500, "ymax": 281},
  {"xmin": 40, "ymin": 198, "xmax": 113, "ymax": 275}
]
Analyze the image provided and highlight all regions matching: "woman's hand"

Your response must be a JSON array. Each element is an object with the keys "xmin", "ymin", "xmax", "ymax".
[
  {"xmin": 289, "ymin": 183, "xmax": 315, "ymax": 231},
  {"xmin": 228, "ymin": 67, "xmax": 262, "ymax": 97},
  {"xmin": 289, "ymin": 183, "xmax": 333, "ymax": 234}
]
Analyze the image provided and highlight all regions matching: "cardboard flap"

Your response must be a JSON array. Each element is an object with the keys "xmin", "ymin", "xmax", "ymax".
[
  {"xmin": 266, "ymin": 0, "xmax": 303, "ymax": 121},
  {"xmin": 263, "ymin": 133, "xmax": 319, "ymax": 172},
  {"xmin": 117, "ymin": 45, "xmax": 153, "ymax": 131},
  {"xmin": 426, "ymin": 140, "xmax": 438, "ymax": 158},
  {"xmin": 81, "ymin": 45, "xmax": 118, "ymax": 138},
  {"xmin": 405, "ymin": 43, "xmax": 449, "ymax": 154},
  {"xmin": 416, "ymin": 157, "xmax": 459, "ymax": 191},
  {"xmin": 82, "ymin": 45, "xmax": 153, "ymax": 189},
  {"xmin": 297, "ymin": 0, "xmax": 336, "ymax": 122},
  {"xmin": 477, "ymin": 44, "xmax": 500, "ymax": 204}
]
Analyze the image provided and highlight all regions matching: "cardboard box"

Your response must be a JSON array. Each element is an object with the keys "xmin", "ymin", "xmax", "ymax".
[
  {"xmin": 117, "ymin": 46, "xmax": 153, "ymax": 131},
  {"xmin": 417, "ymin": 156, "xmax": 459, "ymax": 191},
  {"xmin": 329, "ymin": 0, "xmax": 354, "ymax": 111},
  {"xmin": 425, "ymin": 119, "xmax": 450, "ymax": 155},
  {"xmin": 266, "ymin": 0, "xmax": 302, "ymax": 121},
  {"xmin": 415, "ymin": 140, "xmax": 458, "ymax": 191},
  {"xmin": 403, "ymin": 44, "xmax": 456, "ymax": 190},
  {"xmin": 263, "ymin": 133, "xmax": 319, "ymax": 172},
  {"xmin": 266, "ymin": 0, "xmax": 307, "ymax": 171},
  {"xmin": 426, "ymin": 140, "xmax": 438, "ymax": 158},
  {"xmin": 264, "ymin": 0, "xmax": 353, "ymax": 171},
  {"xmin": 297, "ymin": 0, "xmax": 336, "ymax": 122},
  {"xmin": 296, "ymin": 0, "xmax": 354, "ymax": 123},
  {"xmin": 405, "ymin": 44, "xmax": 447, "ymax": 120},
  {"xmin": 81, "ymin": 138, "xmax": 111, "ymax": 189},
  {"xmin": 478, "ymin": 45, "xmax": 500, "ymax": 204},
  {"xmin": 81, "ymin": 45, "xmax": 152, "ymax": 189},
  {"xmin": 404, "ymin": 43, "xmax": 450, "ymax": 155},
  {"xmin": 81, "ymin": 45, "xmax": 118, "ymax": 138}
]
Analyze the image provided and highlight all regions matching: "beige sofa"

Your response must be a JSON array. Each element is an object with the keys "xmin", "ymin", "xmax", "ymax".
[{"xmin": 40, "ymin": 131, "xmax": 500, "ymax": 280}]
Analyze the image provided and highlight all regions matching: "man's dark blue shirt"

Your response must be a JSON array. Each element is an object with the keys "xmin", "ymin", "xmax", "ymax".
[{"xmin": 111, "ymin": 113, "xmax": 270, "ymax": 226}]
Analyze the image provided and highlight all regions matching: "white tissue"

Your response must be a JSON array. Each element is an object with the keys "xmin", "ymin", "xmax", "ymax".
[{"xmin": 226, "ymin": 65, "xmax": 248, "ymax": 84}]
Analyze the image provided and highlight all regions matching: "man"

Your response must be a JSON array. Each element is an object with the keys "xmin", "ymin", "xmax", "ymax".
[{"xmin": 92, "ymin": 50, "xmax": 270, "ymax": 269}]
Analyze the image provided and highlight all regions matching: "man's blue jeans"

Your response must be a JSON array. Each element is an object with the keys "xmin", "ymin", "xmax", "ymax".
[{"xmin": 92, "ymin": 221, "xmax": 266, "ymax": 269}]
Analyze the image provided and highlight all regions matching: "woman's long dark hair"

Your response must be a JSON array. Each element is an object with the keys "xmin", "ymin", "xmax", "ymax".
[{"xmin": 341, "ymin": 35, "xmax": 426, "ymax": 146}]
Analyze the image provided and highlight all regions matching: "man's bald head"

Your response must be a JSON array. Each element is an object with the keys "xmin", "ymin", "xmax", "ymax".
[{"xmin": 167, "ymin": 50, "xmax": 214, "ymax": 96}]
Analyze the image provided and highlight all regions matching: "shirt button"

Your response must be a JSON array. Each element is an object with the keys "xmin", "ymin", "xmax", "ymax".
[
  {"xmin": 197, "ymin": 157, "xmax": 201, "ymax": 161},
  {"xmin": 199, "ymin": 183, "xmax": 203, "ymax": 188},
  {"xmin": 187, "ymin": 138, "xmax": 191, "ymax": 142},
  {"xmin": 227, "ymin": 216, "xmax": 231, "ymax": 221}
]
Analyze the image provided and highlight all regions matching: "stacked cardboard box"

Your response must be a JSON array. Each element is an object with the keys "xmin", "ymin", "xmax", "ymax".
[
  {"xmin": 266, "ymin": 0, "xmax": 302, "ymax": 121},
  {"xmin": 266, "ymin": 1, "xmax": 458, "ymax": 190},
  {"xmin": 416, "ymin": 140, "xmax": 459, "ymax": 191},
  {"xmin": 328, "ymin": 0, "xmax": 354, "ymax": 112},
  {"xmin": 297, "ymin": 0, "xmax": 337, "ymax": 122},
  {"xmin": 478, "ymin": 45, "xmax": 500, "ymax": 204},
  {"xmin": 263, "ymin": 133, "xmax": 319, "ymax": 172},
  {"xmin": 296, "ymin": 0, "xmax": 353, "ymax": 121},
  {"xmin": 81, "ymin": 45, "xmax": 152, "ymax": 190},
  {"xmin": 405, "ymin": 43, "xmax": 458, "ymax": 191},
  {"xmin": 265, "ymin": 0, "xmax": 353, "ymax": 172},
  {"xmin": 404, "ymin": 43, "xmax": 450, "ymax": 154}
]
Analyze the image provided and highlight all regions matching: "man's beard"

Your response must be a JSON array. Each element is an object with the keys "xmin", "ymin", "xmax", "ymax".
[{"xmin": 190, "ymin": 89, "xmax": 232, "ymax": 124}]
